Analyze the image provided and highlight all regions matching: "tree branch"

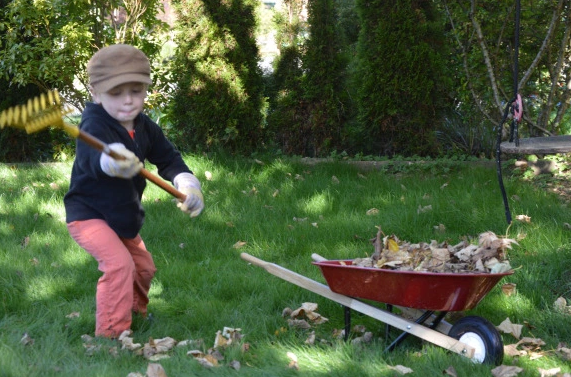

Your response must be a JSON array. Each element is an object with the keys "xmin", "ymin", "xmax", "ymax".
[
  {"xmin": 517, "ymin": 0, "xmax": 565, "ymax": 89},
  {"xmin": 469, "ymin": 0, "xmax": 503, "ymax": 115}
]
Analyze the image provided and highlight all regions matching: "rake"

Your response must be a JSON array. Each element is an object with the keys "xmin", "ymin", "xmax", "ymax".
[{"xmin": 0, "ymin": 90, "xmax": 186, "ymax": 201}]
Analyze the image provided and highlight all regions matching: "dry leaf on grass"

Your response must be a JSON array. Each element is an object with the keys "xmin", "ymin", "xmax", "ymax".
[
  {"xmin": 501, "ymin": 283, "xmax": 517, "ymax": 296},
  {"xmin": 417, "ymin": 204, "xmax": 432, "ymax": 214},
  {"xmin": 305, "ymin": 331, "xmax": 316, "ymax": 345},
  {"xmin": 214, "ymin": 331, "xmax": 229, "ymax": 348},
  {"xmin": 433, "ymin": 224, "xmax": 446, "ymax": 233},
  {"xmin": 366, "ymin": 208, "xmax": 379, "ymax": 216},
  {"xmin": 213, "ymin": 327, "xmax": 242, "ymax": 349},
  {"xmin": 517, "ymin": 337, "xmax": 546, "ymax": 348},
  {"xmin": 290, "ymin": 302, "xmax": 316, "ymax": 316},
  {"xmin": 233, "ymin": 241, "xmax": 247, "ymax": 249},
  {"xmin": 554, "ymin": 297, "xmax": 571, "ymax": 314},
  {"xmin": 222, "ymin": 327, "xmax": 243, "ymax": 342},
  {"xmin": 497, "ymin": 318, "xmax": 523, "ymax": 339},
  {"xmin": 538, "ymin": 367, "xmax": 560, "ymax": 377},
  {"xmin": 443, "ymin": 366, "xmax": 457, "ymax": 376},
  {"xmin": 556, "ymin": 343, "xmax": 571, "ymax": 360},
  {"xmin": 20, "ymin": 333, "xmax": 34, "ymax": 346},
  {"xmin": 351, "ymin": 332, "xmax": 373, "ymax": 345},
  {"xmin": 287, "ymin": 319, "xmax": 311, "ymax": 330},
  {"xmin": 491, "ymin": 365, "xmax": 524, "ymax": 377},
  {"xmin": 504, "ymin": 344, "xmax": 526, "ymax": 357},
  {"xmin": 515, "ymin": 214, "xmax": 531, "ymax": 223},
  {"xmin": 119, "ymin": 330, "xmax": 142, "ymax": 351},
  {"xmin": 187, "ymin": 350, "xmax": 219, "ymax": 368},
  {"xmin": 388, "ymin": 365, "xmax": 413, "ymax": 375},
  {"xmin": 229, "ymin": 360, "xmax": 241, "ymax": 370},
  {"xmin": 503, "ymin": 336, "xmax": 546, "ymax": 359},
  {"xmin": 287, "ymin": 351, "xmax": 299, "ymax": 370},
  {"xmin": 149, "ymin": 337, "xmax": 177, "ymax": 353},
  {"xmin": 288, "ymin": 303, "xmax": 328, "ymax": 325},
  {"xmin": 146, "ymin": 363, "xmax": 168, "ymax": 377}
]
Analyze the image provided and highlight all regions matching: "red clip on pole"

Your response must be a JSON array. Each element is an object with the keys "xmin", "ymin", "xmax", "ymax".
[{"xmin": 512, "ymin": 94, "xmax": 523, "ymax": 122}]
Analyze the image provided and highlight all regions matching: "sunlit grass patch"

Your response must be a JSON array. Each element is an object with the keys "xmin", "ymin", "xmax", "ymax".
[{"xmin": 1, "ymin": 158, "xmax": 571, "ymax": 376}]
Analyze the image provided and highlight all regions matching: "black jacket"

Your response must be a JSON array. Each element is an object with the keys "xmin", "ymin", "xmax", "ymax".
[{"xmin": 64, "ymin": 102, "xmax": 191, "ymax": 238}]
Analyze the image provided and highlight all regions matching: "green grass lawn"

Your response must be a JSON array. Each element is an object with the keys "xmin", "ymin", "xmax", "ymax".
[{"xmin": 1, "ymin": 156, "xmax": 570, "ymax": 376}]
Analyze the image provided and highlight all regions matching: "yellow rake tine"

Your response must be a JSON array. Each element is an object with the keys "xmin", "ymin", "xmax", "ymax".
[
  {"xmin": 47, "ymin": 90, "xmax": 54, "ymax": 106},
  {"xmin": 27, "ymin": 98, "xmax": 34, "ymax": 119},
  {"xmin": 33, "ymin": 97, "xmax": 40, "ymax": 114},
  {"xmin": 13, "ymin": 106, "xmax": 21, "ymax": 126},
  {"xmin": 0, "ymin": 110, "xmax": 6, "ymax": 129},
  {"xmin": 39, "ymin": 93, "xmax": 47, "ymax": 110},
  {"xmin": 20, "ymin": 104, "xmax": 27, "ymax": 124},
  {"xmin": 7, "ymin": 107, "xmax": 15, "ymax": 126},
  {"xmin": 53, "ymin": 89, "xmax": 61, "ymax": 105}
]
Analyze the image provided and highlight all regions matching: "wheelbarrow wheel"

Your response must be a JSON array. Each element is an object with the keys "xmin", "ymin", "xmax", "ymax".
[{"xmin": 448, "ymin": 316, "xmax": 503, "ymax": 365}]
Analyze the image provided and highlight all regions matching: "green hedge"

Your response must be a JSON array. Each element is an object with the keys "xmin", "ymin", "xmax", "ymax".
[{"xmin": 170, "ymin": 0, "xmax": 266, "ymax": 154}]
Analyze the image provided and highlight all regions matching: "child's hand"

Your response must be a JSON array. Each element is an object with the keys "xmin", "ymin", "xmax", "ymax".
[
  {"xmin": 178, "ymin": 187, "xmax": 204, "ymax": 217},
  {"xmin": 174, "ymin": 173, "xmax": 204, "ymax": 217},
  {"xmin": 100, "ymin": 143, "xmax": 143, "ymax": 178}
]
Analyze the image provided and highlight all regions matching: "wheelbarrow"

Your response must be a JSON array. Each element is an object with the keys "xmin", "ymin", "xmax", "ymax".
[{"xmin": 240, "ymin": 252, "xmax": 513, "ymax": 365}]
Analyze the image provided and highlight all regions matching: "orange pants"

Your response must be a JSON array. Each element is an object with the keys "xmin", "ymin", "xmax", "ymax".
[{"xmin": 67, "ymin": 219, "xmax": 156, "ymax": 338}]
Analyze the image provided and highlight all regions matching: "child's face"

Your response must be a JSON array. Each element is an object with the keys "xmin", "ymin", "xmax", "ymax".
[{"xmin": 92, "ymin": 82, "xmax": 148, "ymax": 129}]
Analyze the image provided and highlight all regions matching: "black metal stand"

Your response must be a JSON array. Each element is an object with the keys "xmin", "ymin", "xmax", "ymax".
[{"xmin": 341, "ymin": 304, "xmax": 448, "ymax": 353}]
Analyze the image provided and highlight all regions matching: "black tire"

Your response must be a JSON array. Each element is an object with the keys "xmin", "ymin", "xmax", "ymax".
[{"xmin": 448, "ymin": 315, "xmax": 504, "ymax": 365}]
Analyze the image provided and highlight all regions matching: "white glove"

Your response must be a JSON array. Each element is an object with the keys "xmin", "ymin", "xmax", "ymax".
[
  {"xmin": 174, "ymin": 172, "xmax": 204, "ymax": 217},
  {"xmin": 100, "ymin": 143, "xmax": 143, "ymax": 178}
]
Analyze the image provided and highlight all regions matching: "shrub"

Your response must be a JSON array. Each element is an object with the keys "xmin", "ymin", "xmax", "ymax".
[{"xmin": 170, "ymin": 0, "xmax": 266, "ymax": 154}]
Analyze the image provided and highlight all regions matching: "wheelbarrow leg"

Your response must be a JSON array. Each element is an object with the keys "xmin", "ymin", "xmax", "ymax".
[
  {"xmin": 429, "ymin": 312, "xmax": 447, "ymax": 330},
  {"xmin": 385, "ymin": 304, "xmax": 394, "ymax": 338},
  {"xmin": 385, "ymin": 310, "xmax": 438, "ymax": 352},
  {"xmin": 344, "ymin": 306, "xmax": 351, "ymax": 341}
]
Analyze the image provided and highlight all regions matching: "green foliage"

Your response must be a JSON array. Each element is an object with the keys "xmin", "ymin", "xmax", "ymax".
[
  {"xmin": 435, "ymin": 109, "xmax": 497, "ymax": 158},
  {"xmin": 443, "ymin": 0, "xmax": 571, "ymax": 137},
  {"xmin": 0, "ymin": 0, "xmax": 171, "ymax": 162},
  {"xmin": 2, "ymin": 0, "xmax": 571, "ymax": 161},
  {"xmin": 354, "ymin": 0, "xmax": 451, "ymax": 157},
  {"xmin": 300, "ymin": 0, "xmax": 350, "ymax": 156},
  {"xmin": 170, "ymin": 0, "xmax": 266, "ymax": 154},
  {"xmin": 267, "ymin": 0, "xmax": 352, "ymax": 157}
]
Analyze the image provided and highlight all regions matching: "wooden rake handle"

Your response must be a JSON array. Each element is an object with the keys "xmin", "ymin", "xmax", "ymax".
[{"xmin": 62, "ymin": 122, "xmax": 186, "ymax": 201}]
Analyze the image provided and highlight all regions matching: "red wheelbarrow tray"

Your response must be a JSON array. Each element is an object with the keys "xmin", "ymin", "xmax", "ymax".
[{"xmin": 313, "ymin": 260, "xmax": 513, "ymax": 312}]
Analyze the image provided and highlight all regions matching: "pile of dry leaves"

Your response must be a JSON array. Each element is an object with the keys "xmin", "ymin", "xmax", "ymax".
[{"xmin": 352, "ymin": 227, "xmax": 517, "ymax": 274}]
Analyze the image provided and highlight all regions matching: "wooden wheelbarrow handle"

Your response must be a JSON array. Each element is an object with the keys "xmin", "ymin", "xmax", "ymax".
[{"xmin": 240, "ymin": 253, "xmax": 475, "ymax": 360}]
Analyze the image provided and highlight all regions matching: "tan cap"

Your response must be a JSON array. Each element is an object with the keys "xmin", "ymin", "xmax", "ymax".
[{"xmin": 87, "ymin": 44, "xmax": 152, "ymax": 93}]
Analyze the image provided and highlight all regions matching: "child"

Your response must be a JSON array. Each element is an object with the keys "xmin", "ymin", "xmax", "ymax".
[{"xmin": 64, "ymin": 44, "xmax": 204, "ymax": 338}]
